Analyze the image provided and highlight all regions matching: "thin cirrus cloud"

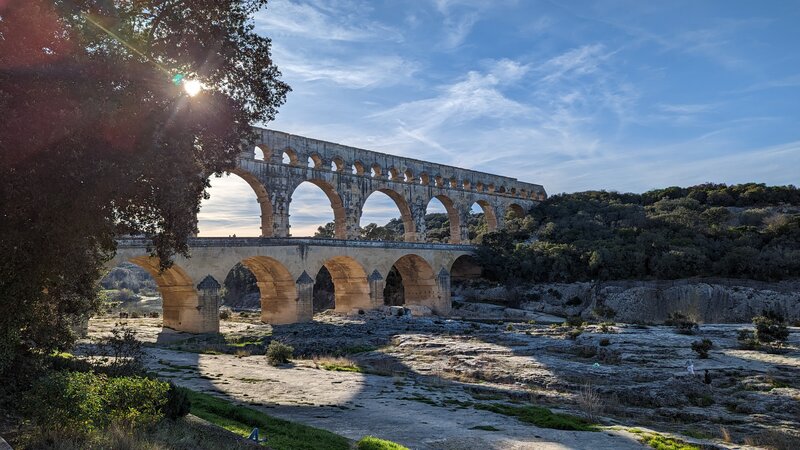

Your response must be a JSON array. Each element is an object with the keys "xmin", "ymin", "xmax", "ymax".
[{"xmin": 197, "ymin": 0, "xmax": 800, "ymax": 237}]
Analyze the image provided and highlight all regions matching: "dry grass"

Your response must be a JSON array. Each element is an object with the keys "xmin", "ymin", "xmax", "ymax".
[
  {"xmin": 577, "ymin": 383, "xmax": 605, "ymax": 422},
  {"xmin": 720, "ymin": 426, "xmax": 732, "ymax": 443},
  {"xmin": 313, "ymin": 356, "xmax": 362, "ymax": 373},
  {"xmin": 744, "ymin": 429, "xmax": 800, "ymax": 450}
]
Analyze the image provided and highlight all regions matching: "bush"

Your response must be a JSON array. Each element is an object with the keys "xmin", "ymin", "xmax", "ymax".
[
  {"xmin": 357, "ymin": 436, "xmax": 410, "ymax": 450},
  {"xmin": 599, "ymin": 338, "xmax": 611, "ymax": 346},
  {"xmin": 94, "ymin": 325, "xmax": 145, "ymax": 376},
  {"xmin": 691, "ymin": 339, "xmax": 713, "ymax": 358},
  {"xmin": 737, "ymin": 329, "xmax": 760, "ymax": 350},
  {"xmin": 22, "ymin": 371, "xmax": 170, "ymax": 435},
  {"xmin": 665, "ymin": 312, "xmax": 699, "ymax": 335},
  {"xmin": 219, "ymin": 309, "xmax": 231, "ymax": 320},
  {"xmin": 103, "ymin": 376, "xmax": 169, "ymax": 428},
  {"xmin": 753, "ymin": 310, "xmax": 789, "ymax": 347},
  {"xmin": 266, "ymin": 340, "xmax": 293, "ymax": 366},
  {"xmin": 162, "ymin": 382, "xmax": 191, "ymax": 420}
]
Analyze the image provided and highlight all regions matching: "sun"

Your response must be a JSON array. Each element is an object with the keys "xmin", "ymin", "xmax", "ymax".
[{"xmin": 183, "ymin": 79, "xmax": 203, "ymax": 96}]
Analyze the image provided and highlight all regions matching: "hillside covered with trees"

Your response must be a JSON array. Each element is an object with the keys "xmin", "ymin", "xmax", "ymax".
[{"xmin": 476, "ymin": 183, "xmax": 800, "ymax": 283}]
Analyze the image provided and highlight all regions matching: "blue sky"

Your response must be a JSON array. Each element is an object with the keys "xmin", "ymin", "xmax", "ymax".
[{"xmin": 197, "ymin": 0, "xmax": 800, "ymax": 237}]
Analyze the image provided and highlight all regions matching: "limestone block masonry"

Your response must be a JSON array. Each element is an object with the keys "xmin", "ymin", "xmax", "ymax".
[{"xmin": 108, "ymin": 129, "xmax": 546, "ymax": 333}]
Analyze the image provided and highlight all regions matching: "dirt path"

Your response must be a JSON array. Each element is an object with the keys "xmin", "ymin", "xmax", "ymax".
[{"xmin": 147, "ymin": 348, "xmax": 645, "ymax": 449}]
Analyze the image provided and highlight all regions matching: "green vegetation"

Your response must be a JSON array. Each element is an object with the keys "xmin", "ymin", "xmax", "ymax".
[
  {"xmin": 629, "ymin": 429, "xmax": 701, "ymax": 450},
  {"xmin": 666, "ymin": 313, "xmax": 699, "ymax": 335},
  {"xmin": 738, "ymin": 310, "xmax": 790, "ymax": 350},
  {"xmin": 186, "ymin": 389, "xmax": 351, "ymax": 450},
  {"xmin": 691, "ymin": 339, "xmax": 713, "ymax": 358},
  {"xmin": 356, "ymin": 436, "xmax": 410, "ymax": 450},
  {"xmin": 475, "ymin": 184, "xmax": 800, "ymax": 283},
  {"xmin": 266, "ymin": 340, "xmax": 294, "ymax": 365},
  {"xmin": 474, "ymin": 403, "xmax": 597, "ymax": 431}
]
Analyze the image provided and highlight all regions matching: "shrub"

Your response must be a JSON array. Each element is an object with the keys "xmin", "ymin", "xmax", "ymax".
[
  {"xmin": 266, "ymin": 340, "xmax": 293, "ymax": 366},
  {"xmin": 162, "ymin": 383, "xmax": 191, "ymax": 420},
  {"xmin": 599, "ymin": 338, "xmax": 611, "ymax": 347},
  {"xmin": 357, "ymin": 436, "xmax": 410, "ymax": 450},
  {"xmin": 753, "ymin": 310, "xmax": 789, "ymax": 347},
  {"xmin": 577, "ymin": 383, "xmax": 604, "ymax": 422},
  {"xmin": 691, "ymin": 339, "xmax": 713, "ymax": 358},
  {"xmin": 103, "ymin": 376, "xmax": 169, "ymax": 428},
  {"xmin": 564, "ymin": 315, "xmax": 585, "ymax": 328},
  {"xmin": 219, "ymin": 309, "xmax": 231, "ymax": 320},
  {"xmin": 94, "ymin": 325, "xmax": 145, "ymax": 376},
  {"xmin": 665, "ymin": 312, "xmax": 699, "ymax": 335},
  {"xmin": 22, "ymin": 372, "xmax": 170, "ymax": 435},
  {"xmin": 506, "ymin": 324, "xmax": 514, "ymax": 331},
  {"xmin": 737, "ymin": 329, "xmax": 760, "ymax": 350}
]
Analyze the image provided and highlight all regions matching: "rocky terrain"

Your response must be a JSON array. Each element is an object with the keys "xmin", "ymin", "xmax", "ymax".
[
  {"xmin": 454, "ymin": 279, "xmax": 800, "ymax": 324},
  {"xmin": 85, "ymin": 307, "xmax": 800, "ymax": 449}
]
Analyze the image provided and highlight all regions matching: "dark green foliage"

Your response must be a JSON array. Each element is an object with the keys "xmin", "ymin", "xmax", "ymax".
[
  {"xmin": 691, "ymin": 339, "xmax": 713, "ymax": 358},
  {"xmin": 95, "ymin": 325, "xmax": 146, "ymax": 376},
  {"xmin": 753, "ymin": 310, "xmax": 789, "ymax": 346},
  {"xmin": 22, "ymin": 371, "xmax": 169, "ymax": 434},
  {"xmin": 665, "ymin": 313, "xmax": 699, "ymax": 335},
  {"xmin": 356, "ymin": 436, "xmax": 410, "ymax": 450},
  {"xmin": 100, "ymin": 263, "xmax": 158, "ymax": 294},
  {"xmin": 266, "ymin": 340, "xmax": 293, "ymax": 365},
  {"xmin": 0, "ymin": 0, "xmax": 289, "ymax": 378},
  {"xmin": 474, "ymin": 403, "xmax": 597, "ymax": 431},
  {"xmin": 162, "ymin": 383, "xmax": 191, "ymax": 420},
  {"xmin": 474, "ymin": 184, "xmax": 800, "ymax": 284}
]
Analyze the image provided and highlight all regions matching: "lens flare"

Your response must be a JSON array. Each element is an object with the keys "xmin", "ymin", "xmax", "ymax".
[{"xmin": 183, "ymin": 79, "xmax": 202, "ymax": 96}]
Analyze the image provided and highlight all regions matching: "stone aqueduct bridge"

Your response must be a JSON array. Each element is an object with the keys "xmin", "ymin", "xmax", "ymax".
[{"xmin": 109, "ymin": 129, "xmax": 547, "ymax": 333}]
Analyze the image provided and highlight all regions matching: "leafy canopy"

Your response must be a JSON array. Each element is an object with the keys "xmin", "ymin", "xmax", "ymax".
[{"xmin": 0, "ymin": 0, "xmax": 289, "ymax": 376}]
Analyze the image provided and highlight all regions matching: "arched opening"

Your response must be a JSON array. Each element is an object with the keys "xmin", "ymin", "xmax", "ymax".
[
  {"xmin": 125, "ymin": 256, "xmax": 202, "ymax": 331},
  {"xmin": 254, "ymin": 146, "xmax": 265, "ymax": 161},
  {"xmin": 198, "ymin": 170, "xmax": 271, "ymax": 237},
  {"xmin": 240, "ymin": 256, "xmax": 298, "ymax": 324},
  {"xmin": 425, "ymin": 195, "xmax": 461, "ymax": 243},
  {"xmin": 100, "ymin": 261, "xmax": 161, "ymax": 317},
  {"xmin": 312, "ymin": 266, "xmax": 335, "ymax": 312},
  {"xmin": 352, "ymin": 161, "xmax": 365, "ymax": 176},
  {"xmin": 360, "ymin": 189, "xmax": 414, "ymax": 241},
  {"xmin": 507, "ymin": 203, "xmax": 526, "ymax": 219},
  {"xmin": 434, "ymin": 175, "xmax": 444, "ymax": 188},
  {"xmin": 387, "ymin": 254, "xmax": 439, "ymax": 314},
  {"xmin": 317, "ymin": 256, "xmax": 371, "ymax": 313},
  {"xmin": 487, "ymin": 184, "xmax": 495, "ymax": 193},
  {"xmin": 331, "ymin": 156, "xmax": 344, "ymax": 172},
  {"xmin": 388, "ymin": 167, "xmax": 401, "ymax": 182},
  {"xmin": 309, "ymin": 154, "xmax": 323, "ymax": 169},
  {"xmin": 469, "ymin": 200, "xmax": 497, "ymax": 241},
  {"xmin": 475, "ymin": 182, "xmax": 484, "ymax": 192},
  {"xmin": 282, "ymin": 148, "xmax": 299, "ymax": 166},
  {"xmin": 462, "ymin": 180, "xmax": 471, "ymax": 190},
  {"xmin": 419, "ymin": 173, "xmax": 430, "ymax": 186},
  {"xmin": 449, "ymin": 178, "xmax": 458, "ymax": 188},
  {"xmin": 449, "ymin": 255, "xmax": 483, "ymax": 307},
  {"xmin": 383, "ymin": 266, "xmax": 404, "ymax": 306},
  {"xmin": 371, "ymin": 163, "xmax": 382, "ymax": 178},
  {"xmin": 291, "ymin": 180, "xmax": 345, "ymax": 238},
  {"xmin": 403, "ymin": 168, "xmax": 414, "ymax": 183}
]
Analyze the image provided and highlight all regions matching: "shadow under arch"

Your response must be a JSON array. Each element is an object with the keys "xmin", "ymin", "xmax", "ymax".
[
  {"xmin": 126, "ymin": 256, "xmax": 205, "ymax": 332},
  {"xmin": 472, "ymin": 200, "xmax": 498, "ymax": 232},
  {"xmin": 321, "ymin": 256, "xmax": 371, "ymax": 313},
  {"xmin": 362, "ymin": 188, "xmax": 416, "ymax": 242},
  {"xmin": 240, "ymin": 256, "xmax": 298, "ymax": 325},
  {"xmin": 389, "ymin": 254, "xmax": 441, "ymax": 313},
  {"xmin": 229, "ymin": 168, "xmax": 273, "ymax": 237},
  {"xmin": 428, "ymin": 194, "xmax": 462, "ymax": 244},
  {"xmin": 292, "ymin": 179, "xmax": 347, "ymax": 239},
  {"xmin": 507, "ymin": 203, "xmax": 526, "ymax": 219}
]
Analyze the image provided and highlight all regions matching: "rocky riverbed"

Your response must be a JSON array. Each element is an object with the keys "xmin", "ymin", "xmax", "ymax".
[{"xmin": 85, "ymin": 311, "xmax": 800, "ymax": 449}]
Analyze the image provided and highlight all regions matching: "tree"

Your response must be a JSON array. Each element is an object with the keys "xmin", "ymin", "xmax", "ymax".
[{"xmin": 0, "ymin": 0, "xmax": 289, "ymax": 378}]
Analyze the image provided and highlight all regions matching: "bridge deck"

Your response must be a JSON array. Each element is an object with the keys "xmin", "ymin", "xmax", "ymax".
[{"xmin": 116, "ymin": 237, "xmax": 477, "ymax": 251}]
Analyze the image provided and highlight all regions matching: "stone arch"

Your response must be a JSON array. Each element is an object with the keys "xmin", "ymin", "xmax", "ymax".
[
  {"xmin": 254, "ymin": 145, "xmax": 266, "ymax": 161},
  {"xmin": 308, "ymin": 153, "xmax": 324, "ymax": 169},
  {"xmin": 371, "ymin": 163, "xmax": 382, "ymax": 178},
  {"xmin": 388, "ymin": 167, "xmax": 401, "ymax": 182},
  {"xmin": 449, "ymin": 177, "xmax": 458, "ymax": 188},
  {"xmin": 231, "ymin": 168, "xmax": 273, "ymax": 237},
  {"xmin": 507, "ymin": 203, "xmax": 525, "ymax": 219},
  {"xmin": 475, "ymin": 182, "xmax": 484, "ymax": 192},
  {"xmin": 472, "ymin": 200, "xmax": 498, "ymax": 232},
  {"xmin": 389, "ymin": 254, "xmax": 440, "ymax": 312},
  {"xmin": 331, "ymin": 156, "xmax": 344, "ymax": 172},
  {"xmin": 282, "ymin": 148, "xmax": 299, "ymax": 166},
  {"xmin": 239, "ymin": 256, "xmax": 298, "ymax": 324},
  {"xmin": 427, "ymin": 195, "xmax": 462, "ymax": 244},
  {"xmin": 352, "ymin": 161, "xmax": 366, "ymax": 175},
  {"xmin": 449, "ymin": 254, "xmax": 482, "ymax": 282},
  {"xmin": 434, "ymin": 175, "xmax": 444, "ymax": 188},
  {"xmin": 290, "ymin": 179, "xmax": 346, "ymax": 239},
  {"xmin": 403, "ymin": 168, "xmax": 415, "ymax": 183},
  {"xmin": 419, "ymin": 173, "xmax": 430, "ymax": 186},
  {"xmin": 361, "ymin": 188, "xmax": 415, "ymax": 241},
  {"xmin": 126, "ymin": 256, "xmax": 210, "ymax": 332},
  {"xmin": 462, "ymin": 180, "xmax": 471, "ymax": 190},
  {"xmin": 322, "ymin": 256, "xmax": 371, "ymax": 312}
]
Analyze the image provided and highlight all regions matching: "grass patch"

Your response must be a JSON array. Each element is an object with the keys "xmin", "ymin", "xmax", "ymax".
[
  {"xmin": 629, "ymin": 429, "xmax": 701, "ymax": 450},
  {"xmin": 314, "ymin": 356, "xmax": 364, "ymax": 373},
  {"xmin": 399, "ymin": 394, "xmax": 438, "ymax": 406},
  {"xmin": 475, "ymin": 403, "xmax": 597, "ymax": 431},
  {"xmin": 469, "ymin": 425, "xmax": 501, "ymax": 431},
  {"xmin": 186, "ymin": 390, "xmax": 350, "ymax": 450},
  {"xmin": 356, "ymin": 436, "xmax": 409, "ymax": 450}
]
